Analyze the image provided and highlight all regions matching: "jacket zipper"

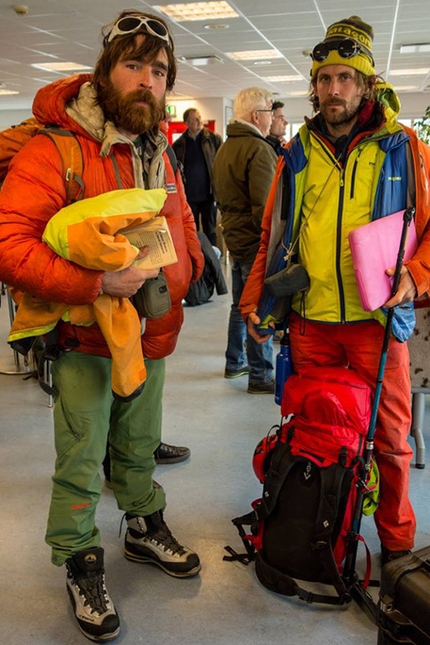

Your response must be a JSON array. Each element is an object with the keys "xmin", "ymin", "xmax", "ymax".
[
  {"xmin": 336, "ymin": 168, "xmax": 346, "ymax": 322},
  {"xmin": 349, "ymin": 148, "xmax": 363, "ymax": 199}
]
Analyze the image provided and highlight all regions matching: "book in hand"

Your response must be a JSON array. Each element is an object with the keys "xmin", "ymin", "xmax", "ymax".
[
  {"xmin": 348, "ymin": 209, "xmax": 417, "ymax": 312},
  {"xmin": 121, "ymin": 216, "xmax": 178, "ymax": 270}
]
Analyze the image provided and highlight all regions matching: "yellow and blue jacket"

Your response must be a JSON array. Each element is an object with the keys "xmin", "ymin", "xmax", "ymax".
[{"xmin": 241, "ymin": 101, "xmax": 430, "ymax": 341}]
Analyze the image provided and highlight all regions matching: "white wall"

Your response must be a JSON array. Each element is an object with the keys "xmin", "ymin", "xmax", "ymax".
[{"xmin": 167, "ymin": 96, "xmax": 233, "ymax": 139}]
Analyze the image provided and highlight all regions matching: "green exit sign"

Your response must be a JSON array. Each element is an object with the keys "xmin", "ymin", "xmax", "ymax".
[{"xmin": 166, "ymin": 105, "xmax": 177, "ymax": 117}]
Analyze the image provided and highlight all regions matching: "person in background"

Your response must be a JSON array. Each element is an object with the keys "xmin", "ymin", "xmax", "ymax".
[
  {"xmin": 0, "ymin": 9, "xmax": 204, "ymax": 642},
  {"xmin": 213, "ymin": 87, "xmax": 277, "ymax": 394},
  {"xmin": 240, "ymin": 16, "xmax": 430, "ymax": 563},
  {"xmin": 266, "ymin": 100, "xmax": 289, "ymax": 151},
  {"xmin": 172, "ymin": 108, "xmax": 223, "ymax": 247}
]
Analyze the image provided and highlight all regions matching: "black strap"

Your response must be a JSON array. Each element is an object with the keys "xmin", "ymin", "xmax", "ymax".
[
  {"xmin": 255, "ymin": 553, "xmax": 352, "ymax": 605},
  {"xmin": 36, "ymin": 329, "xmax": 62, "ymax": 397},
  {"xmin": 165, "ymin": 144, "xmax": 178, "ymax": 174}
]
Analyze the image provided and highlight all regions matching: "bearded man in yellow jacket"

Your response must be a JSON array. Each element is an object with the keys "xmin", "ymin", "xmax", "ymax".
[{"xmin": 240, "ymin": 16, "xmax": 430, "ymax": 568}]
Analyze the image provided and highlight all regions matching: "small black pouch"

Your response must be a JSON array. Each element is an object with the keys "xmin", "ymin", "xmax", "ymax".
[
  {"xmin": 264, "ymin": 263, "xmax": 310, "ymax": 299},
  {"xmin": 131, "ymin": 271, "xmax": 171, "ymax": 318}
]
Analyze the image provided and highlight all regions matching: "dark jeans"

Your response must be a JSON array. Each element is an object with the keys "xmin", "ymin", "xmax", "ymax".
[
  {"xmin": 188, "ymin": 199, "xmax": 217, "ymax": 247},
  {"xmin": 226, "ymin": 259, "xmax": 274, "ymax": 384}
]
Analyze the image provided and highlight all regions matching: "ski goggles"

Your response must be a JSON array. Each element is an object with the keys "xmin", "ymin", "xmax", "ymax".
[
  {"xmin": 107, "ymin": 15, "xmax": 171, "ymax": 47},
  {"xmin": 311, "ymin": 38, "xmax": 373, "ymax": 64}
]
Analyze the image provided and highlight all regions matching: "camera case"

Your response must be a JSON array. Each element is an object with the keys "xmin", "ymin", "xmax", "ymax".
[
  {"xmin": 264, "ymin": 263, "xmax": 310, "ymax": 299},
  {"xmin": 132, "ymin": 271, "xmax": 171, "ymax": 318}
]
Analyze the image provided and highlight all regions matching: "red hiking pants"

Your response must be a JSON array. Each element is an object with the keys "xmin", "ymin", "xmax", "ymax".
[{"xmin": 289, "ymin": 314, "xmax": 416, "ymax": 550}]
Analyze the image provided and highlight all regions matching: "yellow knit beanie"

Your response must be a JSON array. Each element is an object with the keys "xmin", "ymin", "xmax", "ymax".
[{"xmin": 311, "ymin": 16, "xmax": 376, "ymax": 79}]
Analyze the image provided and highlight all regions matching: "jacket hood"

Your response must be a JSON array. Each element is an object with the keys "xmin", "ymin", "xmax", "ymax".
[
  {"xmin": 375, "ymin": 82, "xmax": 401, "ymax": 118},
  {"xmin": 33, "ymin": 74, "xmax": 94, "ymax": 137}
]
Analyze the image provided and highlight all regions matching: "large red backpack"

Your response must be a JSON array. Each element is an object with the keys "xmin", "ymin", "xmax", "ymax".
[{"xmin": 226, "ymin": 366, "xmax": 374, "ymax": 605}]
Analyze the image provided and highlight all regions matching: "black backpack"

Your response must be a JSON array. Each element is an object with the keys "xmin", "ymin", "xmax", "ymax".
[{"xmin": 225, "ymin": 366, "xmax": 375, "ymax": 605}]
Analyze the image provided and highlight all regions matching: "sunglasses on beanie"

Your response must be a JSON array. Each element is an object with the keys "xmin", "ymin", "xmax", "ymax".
[{"xmin": 311, "ymin": 38, "xmax": 374, "ymax": 65}]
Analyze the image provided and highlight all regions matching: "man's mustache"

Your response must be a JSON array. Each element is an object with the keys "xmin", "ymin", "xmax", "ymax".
[
  {"xmin": 126, "ymin": 89, "xmax": 157, "ymax": 104},
  {"xmin": 322, "ymin": 99, "xmax": 346, "ymax": 108}
]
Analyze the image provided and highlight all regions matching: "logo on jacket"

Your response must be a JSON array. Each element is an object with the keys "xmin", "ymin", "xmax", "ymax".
[{"xmin": 165, "ymin": 183, "xmax": 177, "ymax": 193}]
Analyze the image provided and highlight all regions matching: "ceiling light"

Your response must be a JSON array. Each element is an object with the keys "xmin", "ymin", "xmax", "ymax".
[
  {"xmin": 390, "ymin": 68, "xmax": 429, "ymax": 76},
  {"xmin": 204, "ymin": 23, "xmax": 229, "ymax": 30},
  {"xmin": 0, "ymin": 89, "xmax": 20, "ymax": 95},
  {"xmin": 227, "ymin": 50, "xmax": 282, "ymax": 61},
  {"xmin": 180, "ymin": 55, "xmax": 223, "ymax": 66},
  {"xmin": 155, "ymin": 2, "xmax": 238, "ymax": 21},
  {"xmin": 288, "ymin": 90, "xmax": 308, "ymax": 96},
  {"xmin": 395, "ymin": 86, "xmax": 419, "ymax": 91},
  {"xmin": 31, "ymin": 62, "xmax": 92, "ymax": 72},
  {"xmin": 263, "ymin": 75, "xmax": 303, "ymax": 82},
  {"xmin": 253, "ymin": 61, "xmax": 272, "ymax": 66},
  {"xmin": 400, "ymin": 44, "xmax": 430, "ymax": 54}
]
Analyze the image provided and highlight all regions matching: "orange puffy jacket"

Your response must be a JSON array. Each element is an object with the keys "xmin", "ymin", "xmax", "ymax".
[{"xmin": 0, "ymin": 74, "xmax": 204, "ymax": 360}]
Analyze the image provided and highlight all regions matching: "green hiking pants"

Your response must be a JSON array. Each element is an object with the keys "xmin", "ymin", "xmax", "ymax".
[{"xmin": 46, "ymin": 351, "xmax": 166, "ymax": 566}]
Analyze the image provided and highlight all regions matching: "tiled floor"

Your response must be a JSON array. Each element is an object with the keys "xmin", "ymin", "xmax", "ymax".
[{"xmin": 1, "ymin": 281, "xmax": 429, "ymax": 645}]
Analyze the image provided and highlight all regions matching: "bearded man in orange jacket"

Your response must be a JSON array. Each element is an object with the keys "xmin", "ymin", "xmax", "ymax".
[{"xmin": 0, "ymin": 10, "xmax": 204, "ymax": 642}]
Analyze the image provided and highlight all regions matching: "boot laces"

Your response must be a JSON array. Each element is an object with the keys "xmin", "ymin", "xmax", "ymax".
[
  {"xmin": 69, "ymin": 566, "xmax": 109, "ymax": 615},
  {"xmin": 147, "ymin": 522, "xmax": 186, "ymax": 556}
]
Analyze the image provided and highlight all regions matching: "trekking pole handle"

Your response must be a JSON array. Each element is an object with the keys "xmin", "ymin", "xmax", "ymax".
[{"xmin": 391, "ymin": 207, "xmax": 415, "ymax": 298}]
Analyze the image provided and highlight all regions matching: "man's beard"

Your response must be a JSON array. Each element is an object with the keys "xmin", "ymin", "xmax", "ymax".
[
  {"xmin": 98, "ymin": 83, "xmax": 165, "ymax": 135},
  {"xmin": 320, "ymin": 97, "xmax": 362, "ymax": 128}
]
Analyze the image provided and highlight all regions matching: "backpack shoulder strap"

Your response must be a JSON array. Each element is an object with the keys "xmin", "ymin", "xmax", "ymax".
[
  {"xmin": 38, "ymin": 127, "xmax": 84, "ymax": 205},
  {"xmin": 165, "ymin": 143, "xmax": 178, "ymax": 175}
]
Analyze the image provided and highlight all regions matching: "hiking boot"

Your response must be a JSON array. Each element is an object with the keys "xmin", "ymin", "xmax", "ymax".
[
  {"xmin": 247, "ymin": 379, "xmax": 275, "ymax": 394},
  {"xmin": 154, "ymin": 442, "xmax": 190, "ymax": 464},
  {"xmin": 224, "ymin": 365, "xmax": 250, "ymax": 379},
  {"xmin": 381, "ymin": 545, "xmax": 412, "ymax": 566},
  {"xmin": 124, "ymin": 511, "xmax": 201, "ymax": 578},
  {"xmin": 65, "ymin": 547, "xmax": 120, "ymax": 642}
]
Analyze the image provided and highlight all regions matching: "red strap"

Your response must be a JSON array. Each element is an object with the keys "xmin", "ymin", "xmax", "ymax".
[{"xmin": 357, "ymin": 534, "xmax": 372, "ymax": 589}]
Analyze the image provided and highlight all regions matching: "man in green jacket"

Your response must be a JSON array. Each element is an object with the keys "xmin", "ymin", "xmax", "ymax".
[{"xmin": 213, "ymin": 87, "xmax": 277, "ymax": 393}]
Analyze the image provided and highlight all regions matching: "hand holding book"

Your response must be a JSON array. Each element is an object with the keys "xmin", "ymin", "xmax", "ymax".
[{"xmin": 121, "ymin": 216, "xmax": 178, "ymax": 270}]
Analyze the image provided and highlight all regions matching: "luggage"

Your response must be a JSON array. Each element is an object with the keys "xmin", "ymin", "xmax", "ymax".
[
  {"xmin": 225, "ymin": 366, "xmax": 375, "ymax": 605},
  {"xmin": 378, "ymin": 546, "xmax": 430, "ymax": 645}
]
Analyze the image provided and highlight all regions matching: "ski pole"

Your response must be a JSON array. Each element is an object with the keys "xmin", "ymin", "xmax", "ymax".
[{"xmin": 343, "ymin": 206, "xmax": 415, "ymax": 583}]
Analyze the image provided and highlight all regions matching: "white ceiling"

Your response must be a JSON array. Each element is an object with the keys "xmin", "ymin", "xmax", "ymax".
[{"xmin": 0, "ymin": 0, "xmax": 429, "ymax": 111}]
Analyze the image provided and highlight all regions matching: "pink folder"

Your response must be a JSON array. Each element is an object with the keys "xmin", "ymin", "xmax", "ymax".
[{"xmin": 348, "ymin": 210, "xmax": 417, "ymax": 312}]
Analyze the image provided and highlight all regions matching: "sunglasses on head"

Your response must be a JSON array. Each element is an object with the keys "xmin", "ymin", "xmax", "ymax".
[
  {"xmin": 107, "ymin": 15, "xmax": 171, "ymax": 47},
  {"xmin": 311, "ymin": 38, "xmax": 373, "ymax": 64}
]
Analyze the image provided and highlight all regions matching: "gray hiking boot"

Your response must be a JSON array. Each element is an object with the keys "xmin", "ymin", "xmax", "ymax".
[
  {"xmin": 124, "ymin": 511, "xmax": 201, "ymax": 578},
  {"xmin": 65, "ymin": 547, "xmax": 120, "ymax": 642}
]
